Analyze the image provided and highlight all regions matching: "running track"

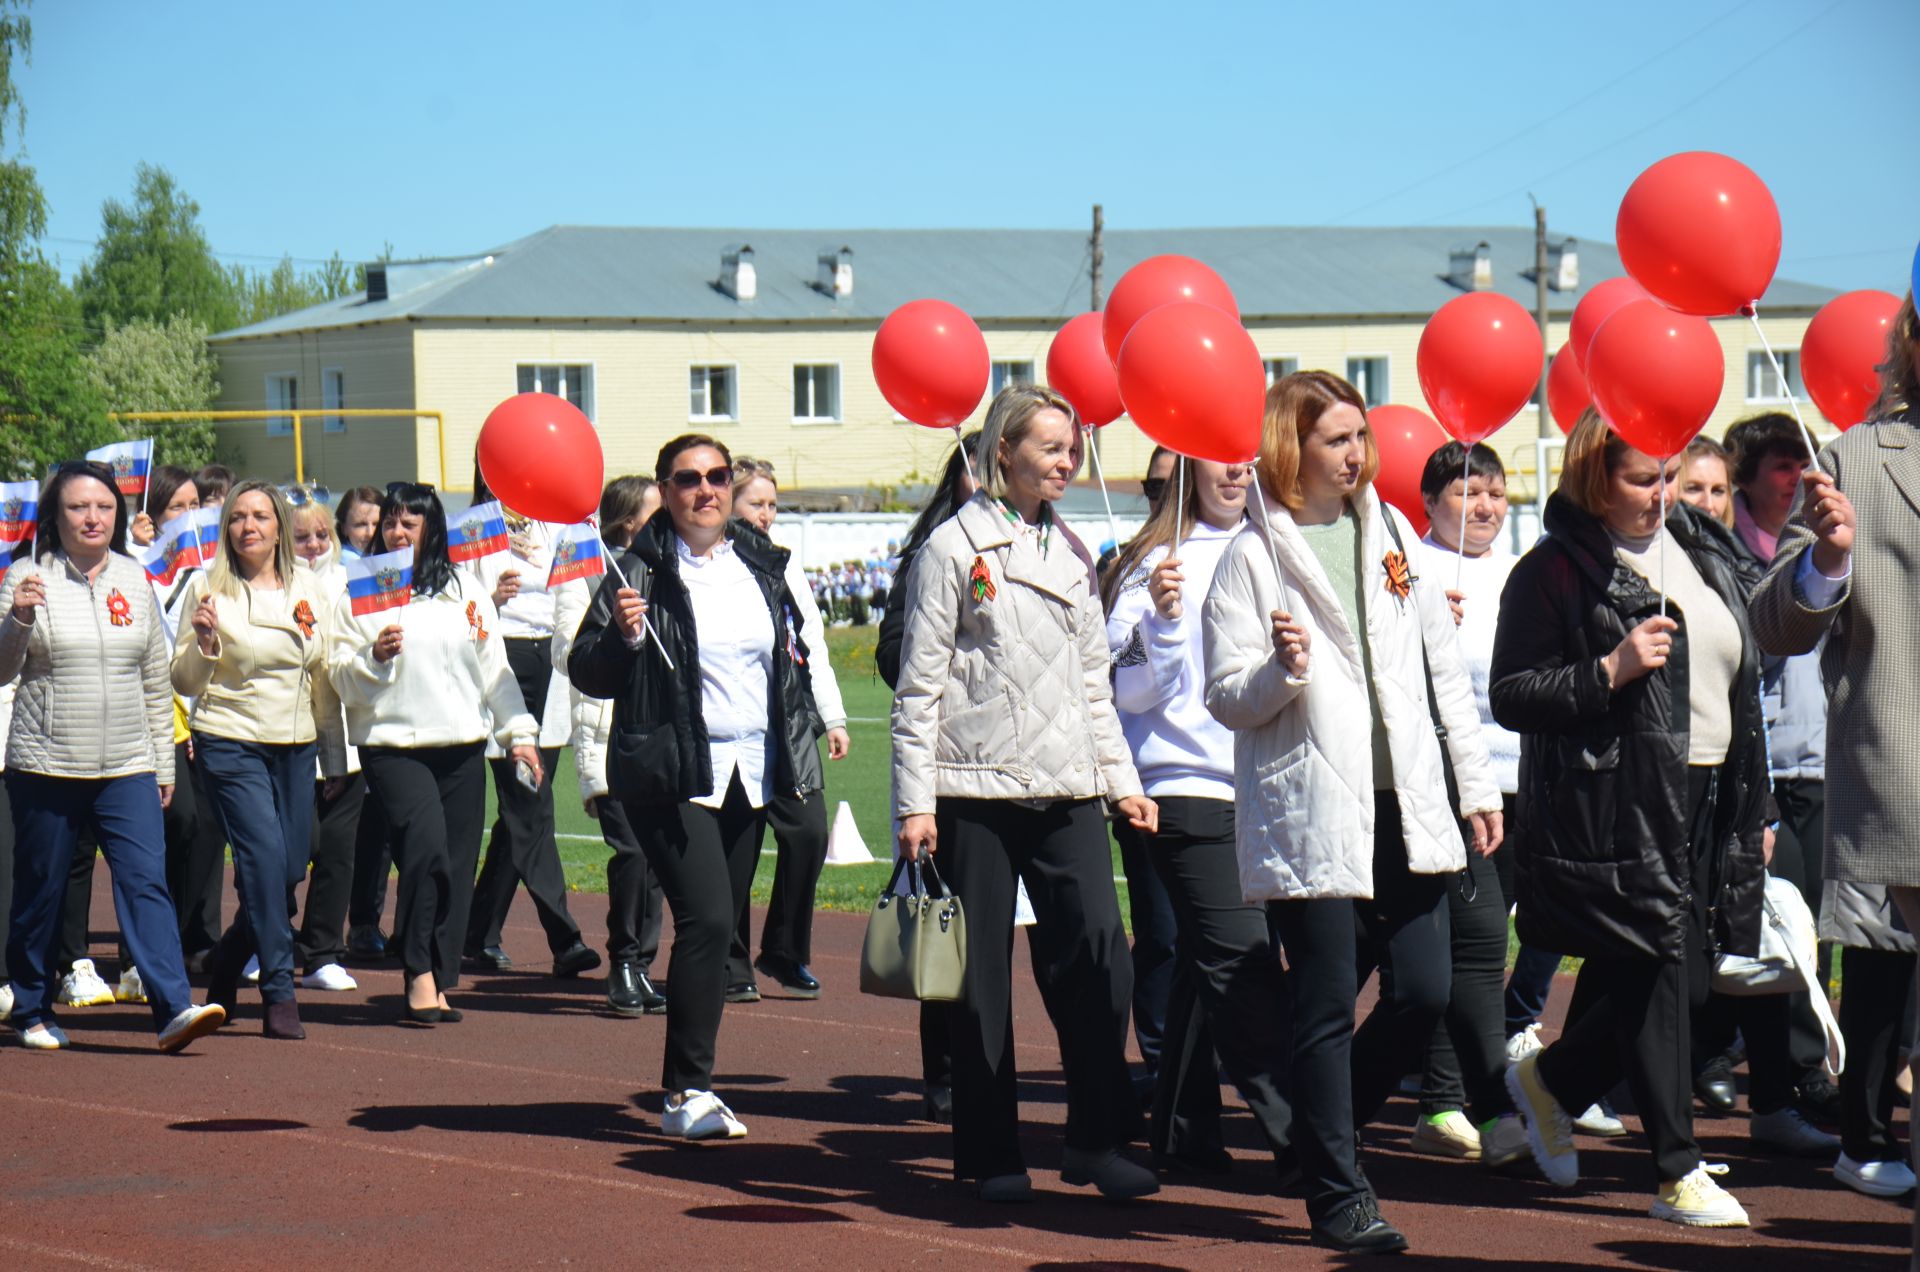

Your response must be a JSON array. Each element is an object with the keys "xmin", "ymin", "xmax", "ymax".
[{"xmin": 1, "ymin": 882, "xmax": 1907, "ymax": 1269}]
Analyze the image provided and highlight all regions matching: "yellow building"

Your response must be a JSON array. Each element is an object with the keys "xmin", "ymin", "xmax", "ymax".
[{"xmin": 205, "ymin": 226, "xmax": 1835, "ymax": 500}]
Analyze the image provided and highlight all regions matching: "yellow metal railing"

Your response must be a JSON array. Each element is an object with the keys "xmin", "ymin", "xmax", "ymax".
[{"xmin": 109, "ymin": 409, "xmax": 450, "ymax": 489}]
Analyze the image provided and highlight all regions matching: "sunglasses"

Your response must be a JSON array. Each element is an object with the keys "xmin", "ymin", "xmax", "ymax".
[
  {"xmin": 284, "ymin": 483, "xmax": 332, "ymax": 507},
  {"xmin": 669, "ymin": 466, "xmax": 734, "ymax": 491},
  {"xmin": 1141, "ymin": 477, "xmax": 1168, "ymax": 502}
]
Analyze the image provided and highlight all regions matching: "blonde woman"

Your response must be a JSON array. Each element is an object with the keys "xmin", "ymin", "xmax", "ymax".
[{"xmin": 172, "ymin": 481, "xmax": 347, "ymax": 1039}]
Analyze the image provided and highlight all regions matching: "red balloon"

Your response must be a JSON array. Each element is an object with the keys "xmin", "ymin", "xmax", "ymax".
[
  {"xmin": 1114, "ymin": 302, "xmax": 1265, "ymax": 464},
  {"xmin": 1801, "ymin": 289, "xmax": 1902, "ymax": 429},
  {"xmin": 1547, "ymin": 343, "xmax": 1591, "ymax": 435},
  {"xmin": 477, "ymin": 393, "xmax": 605, "ymax": 524},
  {"xmin": 1416, "ymin": 292, "xmax": 1543, "ymax": 444},
  {"xmin": 1568, "ymin": 275, "xmax": 1650, "ymax": 373},
  {"xmin": 1102, "ymin": 255, "xmax": 1239, "ymax": 365},
  {"xmin": 1046, "ymin": 312, "xmax": 1124, "ymax": 427},
  {"xmin": 1586, "ymin": 299, "xmax": 1725, "ymax": 460},
  {"xmin": 1616, "ymin": 151, "xmax": 1781, "ymax": 317},
  {"xmin": 1368, "ymin": 404, "xmax": 1449, "ymax": 536},
  {"xmin": 872, "ymin": 299, "xmax": 989, "ymax": 427}
]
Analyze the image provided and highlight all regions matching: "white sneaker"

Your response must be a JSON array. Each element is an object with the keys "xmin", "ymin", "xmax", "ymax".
[
  {"xmin": 57, "ymin": 959, "xmax": 115, "ymax": 1007},
  {"xmin": 661, "ymin": 1090, "xmax": 747, "ymax": 1140},
  {"xmin": 1651, "ymin": 1163, "xmax": 1750, "ymax": 1228},
  {"xmin": 1504, "ymin": 1052, "xmax": 1579, "ymax": 1187},
  {"xmin": 157, "ymin": 1003, "xmax": 226, "ymax": 1053},
  {"xmin": 1573, "ymin": 1103, "xmax": 1627, "ymax": 1137},
  {"xmin": 115, "ymin": 966, "xmax": 149, "ymax": 1004},
  {"xmin": 0, "ymin": 981, "xmax": 13, "ymax": 1020},
  {"xmin": 1835, "ymin": 1152, "xmax": 1918, "ymax": 1198},
  {"xmin": 1480, "ymin": 1114, "xmax": 1531, "ymax": 1169},
  {"xmin": 242, "ymin": 956, "xmax": 261, "ymax": 985},
  {"xmin": 1505, "ymin": 1024, "xmax": 1544, "ymax": 1065},
  {"xmin": 21, "ymin": 1022, "xmax": 70, "ymax": 1050},
  {"xmin": 300, "ymin": 963, "xmax": 358, "ymax": 992},
  {"xmin": 1411, "ymin": 1109, "xmax": 1482, "ymax": 1159}
]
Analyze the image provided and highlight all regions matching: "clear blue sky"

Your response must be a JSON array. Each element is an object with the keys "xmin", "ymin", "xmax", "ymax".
[{"xmin": 23, "ymin": 0, "xmax": 1918, "ymax": 296}]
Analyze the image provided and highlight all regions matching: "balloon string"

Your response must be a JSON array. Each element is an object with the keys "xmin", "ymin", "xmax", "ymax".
[
  {"xmin": 1174, "ymin": 456, "xmax": 1185, "ymax": 557},
  {"xmin": 1746, "ymin": 306, "xmax": 1827, "ymax": 475},
  {"xmin": 952, "ymin": 425, "xmax": 978, "ymax": 489},
  {"xmin": 591, "ymin": 514, "xmax": 675, "ymax": 671},
  {"xmin": 1249, "ymin": 479, "xmax": 1298, "ymax": 622},
  {"xmin": 1659, "ymin": 478, "xmax": 1669, "ymax": 621},
  {"xmin": 1084, "ymin": 424, "xmax": 1121, "ymax": 555},
  {"xmin": 1457, "ymin": 445, "xmax": 1470, "ymax": 595}
]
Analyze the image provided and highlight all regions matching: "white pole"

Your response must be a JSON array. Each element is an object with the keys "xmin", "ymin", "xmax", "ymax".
[
  {"xmin": 1456, "ymin": 445, "xmax": 1470, "ymax": 594},
  {"xmin": 1746, "ymin": 306, "xmax": 1827, "ymax": 474},
  {"xmin": 953, "ymin": 425, "xmax": 977, "ymax": 488},
  {"xmin": 1174, "ymin": 455, "xmax": 1185, "ymax": 555},
  {"xmin": 1249, "ymin": 479, "xmax": 1299, "ymax": 623},
  {"xmin": 592, "ymin": 517, "xmax": 675, "ymax": 671},
  {"xmin": 1084, "ymin": 424, "xmax": 1121, "ymax": 553},
  {"xmin": 1659, "ymin": 477, "xmax": 1669, "ymax": 620}
]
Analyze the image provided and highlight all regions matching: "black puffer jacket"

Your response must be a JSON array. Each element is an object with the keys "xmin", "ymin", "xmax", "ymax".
[
  {"xmin": 568, "ymin": 514, "xmax": 822, "ymax": 807},
  {"xmin": 1490, "ymin": 493, "xmax": 1766, "ymax": 963}
]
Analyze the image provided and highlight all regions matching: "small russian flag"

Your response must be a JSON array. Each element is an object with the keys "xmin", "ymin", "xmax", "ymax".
[
  {"xmin": 138, "ymin": 508, "xmax": 220, "ymax": 586},
  {"xmin": 86, "ymin": 439, "xmax": 155, "ymax": 497},
  {"xmin": 0, "ymin": 479, "xmax": 39, "ymax": 546},
  {"xmin": 546, "ymin": 522, "xmax": 607, "ymax": 589},
  {"xmin": 345, "ymin": 546, "xmax": 416, "ymax": 617},
  {"xmin": 447, "ymin": 499, "xmax": 510, "ymax": 564}
]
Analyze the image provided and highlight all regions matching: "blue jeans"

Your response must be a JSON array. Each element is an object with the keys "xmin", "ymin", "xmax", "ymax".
[
  {"xmin": 193, "ymin": 736, "xmax": 316, "ymax": 1005},
  {"xmin": 5, "ymin": 770, "xmax": 192, "ymax": 1031}
]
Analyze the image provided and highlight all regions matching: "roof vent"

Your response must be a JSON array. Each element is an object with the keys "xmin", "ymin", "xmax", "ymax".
[
  {"xmin": 365, "ymin": 264, "xmax": 388, "ymax": 303},
  {"xmin": 1448, "ymin": 241, "xmax": 1492, "ymax": 291},
  {"xmin": 815, "ymin": 246, "xmax": 853, "ymax": 299},
  {"xmin": 719, "ymin": 245, "xmax": 757, "ymax": 302},
  {"xmin": 1548, "ymin": 237, "xmax": 1579, "ymax": 291}
]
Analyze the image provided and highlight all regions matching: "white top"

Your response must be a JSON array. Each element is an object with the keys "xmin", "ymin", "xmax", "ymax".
[
  {"xmin": 1105, "ymin": 518, "xmax": 1242, "ymax": 801},
  {"xmin": 1416, "ymin": 534, "xmax": 1521, "ymax": 795},
  {"xmin": 782, "ymin": 553, "xmax": 846, "ymax": 729},
  {"xmin": 1613, "ymin": 529, "xmax": 1742, "ymax": 766},
  {"xmin": 681, "ymin": 537, "xmax": 774, "ymax": 810},
  {"xmin": 462, "ymin": 521, "xmax": 558, "ymax": 638}
]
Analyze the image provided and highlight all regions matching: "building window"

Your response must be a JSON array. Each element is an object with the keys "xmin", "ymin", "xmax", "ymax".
[
  {"xmin": 793, "ymin": 364, "xmax": 841, "ymax": 423},
  {"xmin": 1747, "ymin": 349, "xmax": 1804, "ymax": 402},
  {"xmin": 322, "ymin": 368, "xmax": 346, "ymax": 434},
  {"xmin": 1265, "ymin": 357, "xmax": 1299, "ymax": 385},
  {"xmin": 689, "ymin": 366, "xmax": 737, "ymax": 422},
  {"xmin": 1346, "ymin": 356, "xmax": 1389, "ymax": 408},
  {"xmin": 266, "ymin": 373, "xmax": 298, "ymax": 438},
  {"xmin": 991, "ymin": 359, "xmax": 1035, "ymax": 396},
  {"xmin": 517, "ymin": 363, "xmax": 593, "ymax": 416}
]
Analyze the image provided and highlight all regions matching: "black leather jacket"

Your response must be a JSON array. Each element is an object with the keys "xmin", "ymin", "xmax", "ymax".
[{"xmin": 568, "ymin": 515, "xmax": 822, "ymax": 807}]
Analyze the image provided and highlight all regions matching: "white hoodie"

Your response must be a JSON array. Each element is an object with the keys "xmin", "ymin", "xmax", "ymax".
[{"xmin": 1105, "ymin": 518, "xmax": 1243, "ymax": 801}]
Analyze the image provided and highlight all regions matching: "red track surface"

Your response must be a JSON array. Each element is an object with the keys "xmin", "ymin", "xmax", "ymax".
[{"xmin": 1, "ymin": 882, "xmax": 1909, "ymax": 1269}]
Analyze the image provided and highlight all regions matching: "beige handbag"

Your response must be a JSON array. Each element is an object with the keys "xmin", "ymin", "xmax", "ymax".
[{"xmin": 859, "ymin": 856, "xmax": 967, "ymax": 1002}]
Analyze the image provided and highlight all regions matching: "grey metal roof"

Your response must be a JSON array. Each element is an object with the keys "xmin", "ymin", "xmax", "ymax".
[{"xmin": 209, "ymin": 224, "xmax": 1839, "ymax": 341}]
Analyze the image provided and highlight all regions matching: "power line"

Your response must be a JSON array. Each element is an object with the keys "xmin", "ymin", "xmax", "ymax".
[{"xmin": 44, "ymin": 234, "xmax": 355, "ymax": 269}]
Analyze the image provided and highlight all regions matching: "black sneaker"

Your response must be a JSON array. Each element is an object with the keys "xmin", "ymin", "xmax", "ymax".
[
  {"xmin": 724, "ymin": 981, "xmax": 761, "ymax": 1004},
  {"xmin": 1694, "ymin": 1054, "xmax": 1737, "ymax": 1114},
  {"xmin": 466, "ymin": 945, "xmax": 513, "ymax": 973},
  {"xmin": 346, "ymin": 925, "xmax": 389, "ymax": 958},
  {"xmin": 752, "ymin": 954, "xmax": 820, "ymax": 999},
  {"xmin": 552, "ymin": 942, "xmax": 602, "ymax": 978},
  {"xmin": 1311, "ymin": 1196, "xmax": 1408, "ymax": 1255}
]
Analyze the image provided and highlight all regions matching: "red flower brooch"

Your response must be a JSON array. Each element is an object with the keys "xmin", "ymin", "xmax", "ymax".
[
  {"xmin": 465, "ymin": 600, "xmax": 489, "ymax": 641},
  {"xmin": 968, "ymin": 555, "xmax": 996, "ymax": 603},
  {"xmin": 105, "ymin": 589, "xmax": 133, "ymax": 627},
  {"xmin": 1383, "ymin": 550, "xmax": 1415, "ymax": 603},
  {"xmin": 293, "ymin": 599, "xmax": 316, "ymax": 639}
]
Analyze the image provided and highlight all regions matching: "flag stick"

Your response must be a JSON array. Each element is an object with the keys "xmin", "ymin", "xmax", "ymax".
[{"xmin": 592, "ymin": 517, "xmax": 675, "ymax": 671}]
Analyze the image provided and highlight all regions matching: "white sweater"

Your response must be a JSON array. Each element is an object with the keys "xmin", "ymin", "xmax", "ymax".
[
  {"xmin": 326, "ymin": 569, "xmax": 536, "ymax": 750},
  {"xmin": 1105, "ymin": 519, "xmax": 1242, "ymax": 800},
  {"xmin": 1415, "ymin": 535, "xmax": 1521, "ymax": 796}
]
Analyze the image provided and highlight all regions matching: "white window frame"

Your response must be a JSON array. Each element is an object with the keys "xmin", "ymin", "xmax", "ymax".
[
  {"xmin": 792, "ymin": 362, "xmax": 842, "ymax": 425},
  {"xmin": 266, "ymin": 373, "xmax": 298, "ymax": 438},
  {"xmin": 688, "ymin": 364, "xmax": 739, "ymax": 423},
  {"xmin": 1264, "ymin": 356, "xmax": 1300, "ymax": 386},
  {"xmin": 1746, "ymin": 349, "xmax": 1804, "ymax": 403},
  {"xmin": 515, "ymin": 362, "xmax": 597, "ymax": 420},
  {"xmin": 1346, "ymin": 354, "xmax": 1391, "ymax": 408},
  {"xmin": 990, "ymin": 359, "xmax": 1036, "ymax": 396},
  {"xmin": 321, "ymin": 366, "xmax": 346, "ymax": 434}
]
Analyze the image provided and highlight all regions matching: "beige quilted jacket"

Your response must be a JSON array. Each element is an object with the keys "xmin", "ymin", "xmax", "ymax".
[
  {"xmin": 0, "ymin": 551, "xmax": 175, "ymax": 785},
  {"xmin": 892, "ymin": 492, "xmax": 1141, "ymax": 818}
]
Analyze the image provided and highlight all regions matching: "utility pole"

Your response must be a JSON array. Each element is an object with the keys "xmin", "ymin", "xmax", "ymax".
[
  {"xmin": 1090, "ymin": 203, "xmax": 1104, "ymax": 312},
  {"xmin": 1532, "ymin": 197, "xmax": 1553, "ymax": 440}
]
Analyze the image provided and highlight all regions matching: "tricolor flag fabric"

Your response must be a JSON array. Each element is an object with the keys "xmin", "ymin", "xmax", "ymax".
[
  {"xmin": 345, "ymin": 545, "xmax": 416, "ymax": 617},
  {"xmin": 547, "ymin": 522, "xmax": 607, "ymax": 589},
  {"xmin": 86, "ymin": 439, "xmax": 155, "ymax": 497},
  {"xmin": 0, "ymin": 479, "xmax": 39, "ymax": 546},
  {"xmin": 447, "ymin": 500, "xmax": 510, "ymax": 564},
  {"xmin": 138, "ymin": 508, "xmax": 220, "ymax": 587}
]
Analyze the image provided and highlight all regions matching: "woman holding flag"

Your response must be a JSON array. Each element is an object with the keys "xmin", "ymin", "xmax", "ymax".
[
  {"xmin": 569, "ymin": 434, "xmax": 820, "ymax": 1141},
  {"xmin": 0, "ymin": 460, "xmax": 226, "ymax": 1052},
  {"xmin": 171, "ymin": 481, "xmax": 348, "ymax": 1039},
  {"xmin": 327, "ymin": 482, "xmax": 541, "ymax": 1025}
]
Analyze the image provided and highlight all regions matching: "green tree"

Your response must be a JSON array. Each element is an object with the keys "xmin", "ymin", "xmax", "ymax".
[
  {"xmin": 81, "ymin": 314, "xmax": 220, "ymax": 470},
  {"xmin": 228, "ymin": 250, "xmax": 362, "ymax": 327},
  {"xmin": 74, "ymin": 162, "xmax": 239, "ymax": 334}
]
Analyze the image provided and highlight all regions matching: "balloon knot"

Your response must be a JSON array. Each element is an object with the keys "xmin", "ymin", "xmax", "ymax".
[{"xmin": 1738, "ymin": 303, "xmax": 1757, "ymax": 319}]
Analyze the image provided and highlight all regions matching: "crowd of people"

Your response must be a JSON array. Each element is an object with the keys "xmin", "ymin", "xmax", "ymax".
[{"xmin": 3, "ymin": 291, "xmax": 1917, "ymax": 1257}]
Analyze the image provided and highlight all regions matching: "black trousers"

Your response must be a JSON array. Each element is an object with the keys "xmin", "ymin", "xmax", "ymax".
[
  {"xmin": 468, "ymin": 639, "xmax": 580, "ymax": 956},
  {"xmin": 0, "ymin": 778, "xmax": 11, "ymax": 981},
  {"xmin": 297, "ymin": 772, "xmax": 366, "ymax": 972},
  {"xmin": 1840, "ymin": 945, "xmax": 1916, "ymax": 1162},
  {"xmin": 1269, "ymin": 792, "xmax": 1451, "ymax": 1221},
  {"xmin": 598, "ymin": 795, "xmax": 663, "ymax": 971},
  {"xmin": 1115, "ymin": 818, "xmax": 1177, "ymax": 1080},
  {"xmin": 348, "ymin": 783, "xmax": 392, "ymax": 935},
  {"xmin": 360, "ymin": 743, "xmax": 487, "ymax": 993},
  {"xmin": 1537, "ymin": 766, "xmax": 1717, "ymax": 1184},
  {"xmin": 1421, "ymin": 841, "xmax": 1515, "ymax": 1122},
  {"xmin": 1147, "ymin": 796, "xmax": 1294, "ymax": 1164},
  {"xmin": 178, "ymin": 743, "xmax": 226, "ymax": 955},
  {"xmin": 728, "ymin": 787, "xmax": 828, "ymax": 980},
  {"xmin": 938, "ymin": 796, "xmax": 1139, "ymax": 1182},
  {"xmin": 637, "ymin": 773, "xmax": 765, "ymax": 1093}
]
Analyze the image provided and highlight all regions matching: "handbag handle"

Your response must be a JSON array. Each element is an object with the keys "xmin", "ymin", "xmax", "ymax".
[
  {"xmin": 877, "ymin": 855, "xmax": 914, "ymax": 908},
  {"xmin": 918, "ymin": 854, "xmax": 954, "ymax": 900}
]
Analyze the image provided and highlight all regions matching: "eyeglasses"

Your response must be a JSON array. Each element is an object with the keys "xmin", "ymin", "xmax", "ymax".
[
  {"xmin": 283, "ymin": 483, "xmax": 332, "ymax": 507},
  {"xmin": 669, "ymin": 466, "xmax": 734, "ymax": 491},
  {"xmin": 1141, "ymin": 477, "xmax": 1168, "ymax": 502}
]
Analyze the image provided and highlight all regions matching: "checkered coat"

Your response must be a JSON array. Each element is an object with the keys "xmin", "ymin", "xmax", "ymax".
[{"xmin": 1748, "ymin": 413, "xmax": 1920, "ymax": 887}]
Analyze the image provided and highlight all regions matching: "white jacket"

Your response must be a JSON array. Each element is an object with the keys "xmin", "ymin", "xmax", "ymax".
[
  {"xmin": 460, "ymin": 528, "xmax": 570, "ymax": 751},
  {"xmin": 326, "ymin": 569, "xmax": 536, "ymax": 751},
  {"xmin": 893, "ymin": 492, "xmax": 1141, "ymax": 818},
  {"xmin": 553, "ymin": 573, "xmax": 612, "ymax": 807},
  {"xmin": 784, "ymin": 553, "xmax": 846, "ymax": 730},
  {"xmin": 1202, "ymin": 488, "xmax": 1499, "ymax": 902}
]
